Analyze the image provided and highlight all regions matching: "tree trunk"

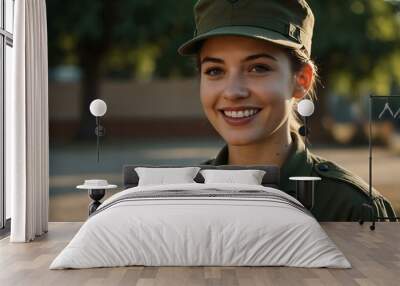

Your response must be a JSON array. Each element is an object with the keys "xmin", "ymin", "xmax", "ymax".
[
  {"xmin": 74, "ymin": 50, "xmax": 102, "ymax": 142},
  {"xmin": 309, "ymin": 60, "xmax": 336, "ymax": 145},
  {"xmin": 73, "ymin": 0, "xmax": 117, "ymax": 142}
]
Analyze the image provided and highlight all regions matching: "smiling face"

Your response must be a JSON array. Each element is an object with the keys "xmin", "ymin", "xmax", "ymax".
[{"xmin": 199, "ymin": 35, "xmax": 300, "ymax": 145}]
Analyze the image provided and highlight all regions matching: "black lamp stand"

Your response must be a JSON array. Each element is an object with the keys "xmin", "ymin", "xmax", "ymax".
[{"xmin": 95, "ymin": 117, "xmax": 106, "ymax": 163}]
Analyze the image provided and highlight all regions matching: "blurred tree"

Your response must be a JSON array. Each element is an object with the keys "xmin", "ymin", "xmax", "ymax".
[
  {"xmin": 309, "ymin": 0, "xmax": 400, "ymax": 95},
  {"xmin": 47, "ymin": 0, "xmax": 400, "ymax": 141},
  {"xmin": 306, "ymin": 0, "xmax": 400, "ymax": 141},
  {"xmin": 47, "ymin": 0, "xmax": 196, "ymax": 140}
]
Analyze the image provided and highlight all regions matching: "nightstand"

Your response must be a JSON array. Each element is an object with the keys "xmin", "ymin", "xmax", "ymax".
[
  {"xmin": 77, "ymin": 179, "xmax": 118, "ymax": 215},
  {"xmin": 289, "ymin": 176, "xmax": 321, "ymax": 210}
]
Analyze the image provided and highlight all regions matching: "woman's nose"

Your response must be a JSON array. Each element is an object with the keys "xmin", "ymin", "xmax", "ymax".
[{"xmin": 222, "ymin": 74, "xmax": 250, "ymax": 100}]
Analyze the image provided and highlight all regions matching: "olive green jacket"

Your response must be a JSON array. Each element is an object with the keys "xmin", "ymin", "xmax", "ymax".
[{"xmin": 199, "ymin": 132, "xmax": 398, "ymax": 222}]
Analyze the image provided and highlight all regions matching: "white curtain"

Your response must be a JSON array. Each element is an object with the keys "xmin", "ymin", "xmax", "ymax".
[{"xmin": 7, "ymin": 0, "xmax": 49, "ymax": 242}]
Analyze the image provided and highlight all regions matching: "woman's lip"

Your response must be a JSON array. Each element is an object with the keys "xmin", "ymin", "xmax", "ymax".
[
  {"xmin": 219, "ymin": 109, "xmax": 261, "ymax": 126},
  {"xmin": 219, "ymin": 107, "xmax": 262, "ymax": 111}
]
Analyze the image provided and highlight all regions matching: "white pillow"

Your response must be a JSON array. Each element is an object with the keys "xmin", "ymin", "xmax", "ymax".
[
  {"xmin": 135, "ymin": 167, "xmax": 201, "ymax": 186},
  {"xmin": 200, "ymin": 169, "xmax": 266, "ymax": 185}
]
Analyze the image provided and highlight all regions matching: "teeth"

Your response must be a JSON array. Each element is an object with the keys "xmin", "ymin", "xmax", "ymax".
[{"xmin": 223, "ymin": 109, "xmax": 260, "ymax": 118}]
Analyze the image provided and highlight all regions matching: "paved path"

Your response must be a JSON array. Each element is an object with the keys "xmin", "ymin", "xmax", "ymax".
[{"xmin": 49, "ymin": 139, "xmax": 400, "ymax": 221}]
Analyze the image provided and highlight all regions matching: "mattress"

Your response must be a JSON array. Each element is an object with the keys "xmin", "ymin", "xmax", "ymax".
[{"xmin": 49, "ymin": 182, "xmax": 351, "ymax": 269}]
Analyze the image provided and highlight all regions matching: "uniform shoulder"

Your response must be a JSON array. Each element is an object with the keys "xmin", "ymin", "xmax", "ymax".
[
  {"xmin": 309, "ymin": 152, "xmax": 398, "ymax": 220},
  {"xmin": 308, "ymin": 152, "xmax": 380, "ymax": 198}
]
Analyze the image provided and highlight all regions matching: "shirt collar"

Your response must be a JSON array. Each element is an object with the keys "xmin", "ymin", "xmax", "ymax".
[
  {"xmin": 212, "ymin": 131, "xmax": 314, "ymax": 185},
  {"xmin": 213, "ymin": 143, "xmax": 229, "ymax": 165},
  {"xmin": 280, "ymin": 131, "xmax": 314, "ymax": 186}
]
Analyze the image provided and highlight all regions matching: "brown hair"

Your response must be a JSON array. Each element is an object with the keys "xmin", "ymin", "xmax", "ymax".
[
  {"xmin": 284, "ymin": 47, "xmax": 319, "ymax": 146},
  {"xmin": 193, "ymin": 45, "xmax": 319, "ymax": 145}
]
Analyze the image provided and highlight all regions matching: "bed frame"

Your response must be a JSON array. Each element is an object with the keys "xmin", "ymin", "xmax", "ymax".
[{"xmin": 122, "ymin": 164, "xmax": 280, "ymax": 189}]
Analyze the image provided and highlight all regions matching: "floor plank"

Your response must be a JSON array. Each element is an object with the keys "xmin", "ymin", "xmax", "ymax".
[{"xmin": 0, "ymin": 222, "xmax": 399, "ymax": 286}]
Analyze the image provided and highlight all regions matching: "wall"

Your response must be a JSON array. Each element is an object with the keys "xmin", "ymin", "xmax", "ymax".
[{"xmin": 49, "ymin": 78, "xmax": 219, "ymax": 140}]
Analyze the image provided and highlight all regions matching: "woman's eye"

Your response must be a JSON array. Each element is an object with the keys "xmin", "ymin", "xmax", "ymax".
[
  {"xmin": 250, "ymin": 65, "xmax": 271, "ymax": 73},
  {"xmin": 204, "ymin": 67, "xmax": 223, "ymax": 76}
]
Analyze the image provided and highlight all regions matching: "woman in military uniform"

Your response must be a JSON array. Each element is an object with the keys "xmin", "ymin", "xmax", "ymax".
[{"xmin": 177, "ymin": 0, "xmax": 397, "ymax": 222}]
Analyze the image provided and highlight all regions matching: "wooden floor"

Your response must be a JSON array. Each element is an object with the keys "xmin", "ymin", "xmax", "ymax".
[{"xmin": 0, "ymin": 222, "xmax": 399, "ymax": 286}]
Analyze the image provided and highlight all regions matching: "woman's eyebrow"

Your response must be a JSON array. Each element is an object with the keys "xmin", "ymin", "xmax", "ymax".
[
  {"xmin": 201, "ymin": 57, "xmax": 224, "ymax": 65},
  {"xmin": 201, "ymin": 53, "xmax": 277, "ymax": 65},
  {"xmin": 244, "ymin": 53, "xmax": 277, "ymax": 62}
]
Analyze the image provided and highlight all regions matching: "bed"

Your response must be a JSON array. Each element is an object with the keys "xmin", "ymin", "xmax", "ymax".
[{"xmin": 49, "ymin": 164, "xmax": 351, "ymax": 269}]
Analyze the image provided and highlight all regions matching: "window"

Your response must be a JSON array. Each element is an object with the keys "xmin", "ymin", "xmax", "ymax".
[{"xmin": 1, "ymin": 0, "xmax": 14, "ymax": 229}]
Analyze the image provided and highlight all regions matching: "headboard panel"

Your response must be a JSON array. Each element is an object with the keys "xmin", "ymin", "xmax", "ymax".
[{"xmin": 122, "ymin": 164, "xmax": 280, "ymax": 189}]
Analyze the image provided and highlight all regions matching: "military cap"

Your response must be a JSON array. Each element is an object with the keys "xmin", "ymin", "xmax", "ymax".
[{"xmin": 178, "ymin": 0, "xmax": 315, "ymax": 57}]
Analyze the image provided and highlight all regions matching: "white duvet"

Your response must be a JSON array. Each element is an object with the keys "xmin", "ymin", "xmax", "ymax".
[{"xmin": 49, "ymin": 183, "xmax": 351, "ymax": 269}]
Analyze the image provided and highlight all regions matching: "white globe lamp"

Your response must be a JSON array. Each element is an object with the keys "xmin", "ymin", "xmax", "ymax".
[
  {"xmin": 90, "ymin": 99, "xmax": 107, "ymax": 117},
  {"xmin": 297, "ymin": 99, "xmax": 314, "ymax": 117}
]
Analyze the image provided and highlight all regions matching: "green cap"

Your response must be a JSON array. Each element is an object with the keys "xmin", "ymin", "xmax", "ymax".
[{"xmin": 177, "ymin": 0, "xmax": 315, "ymax": 57}]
